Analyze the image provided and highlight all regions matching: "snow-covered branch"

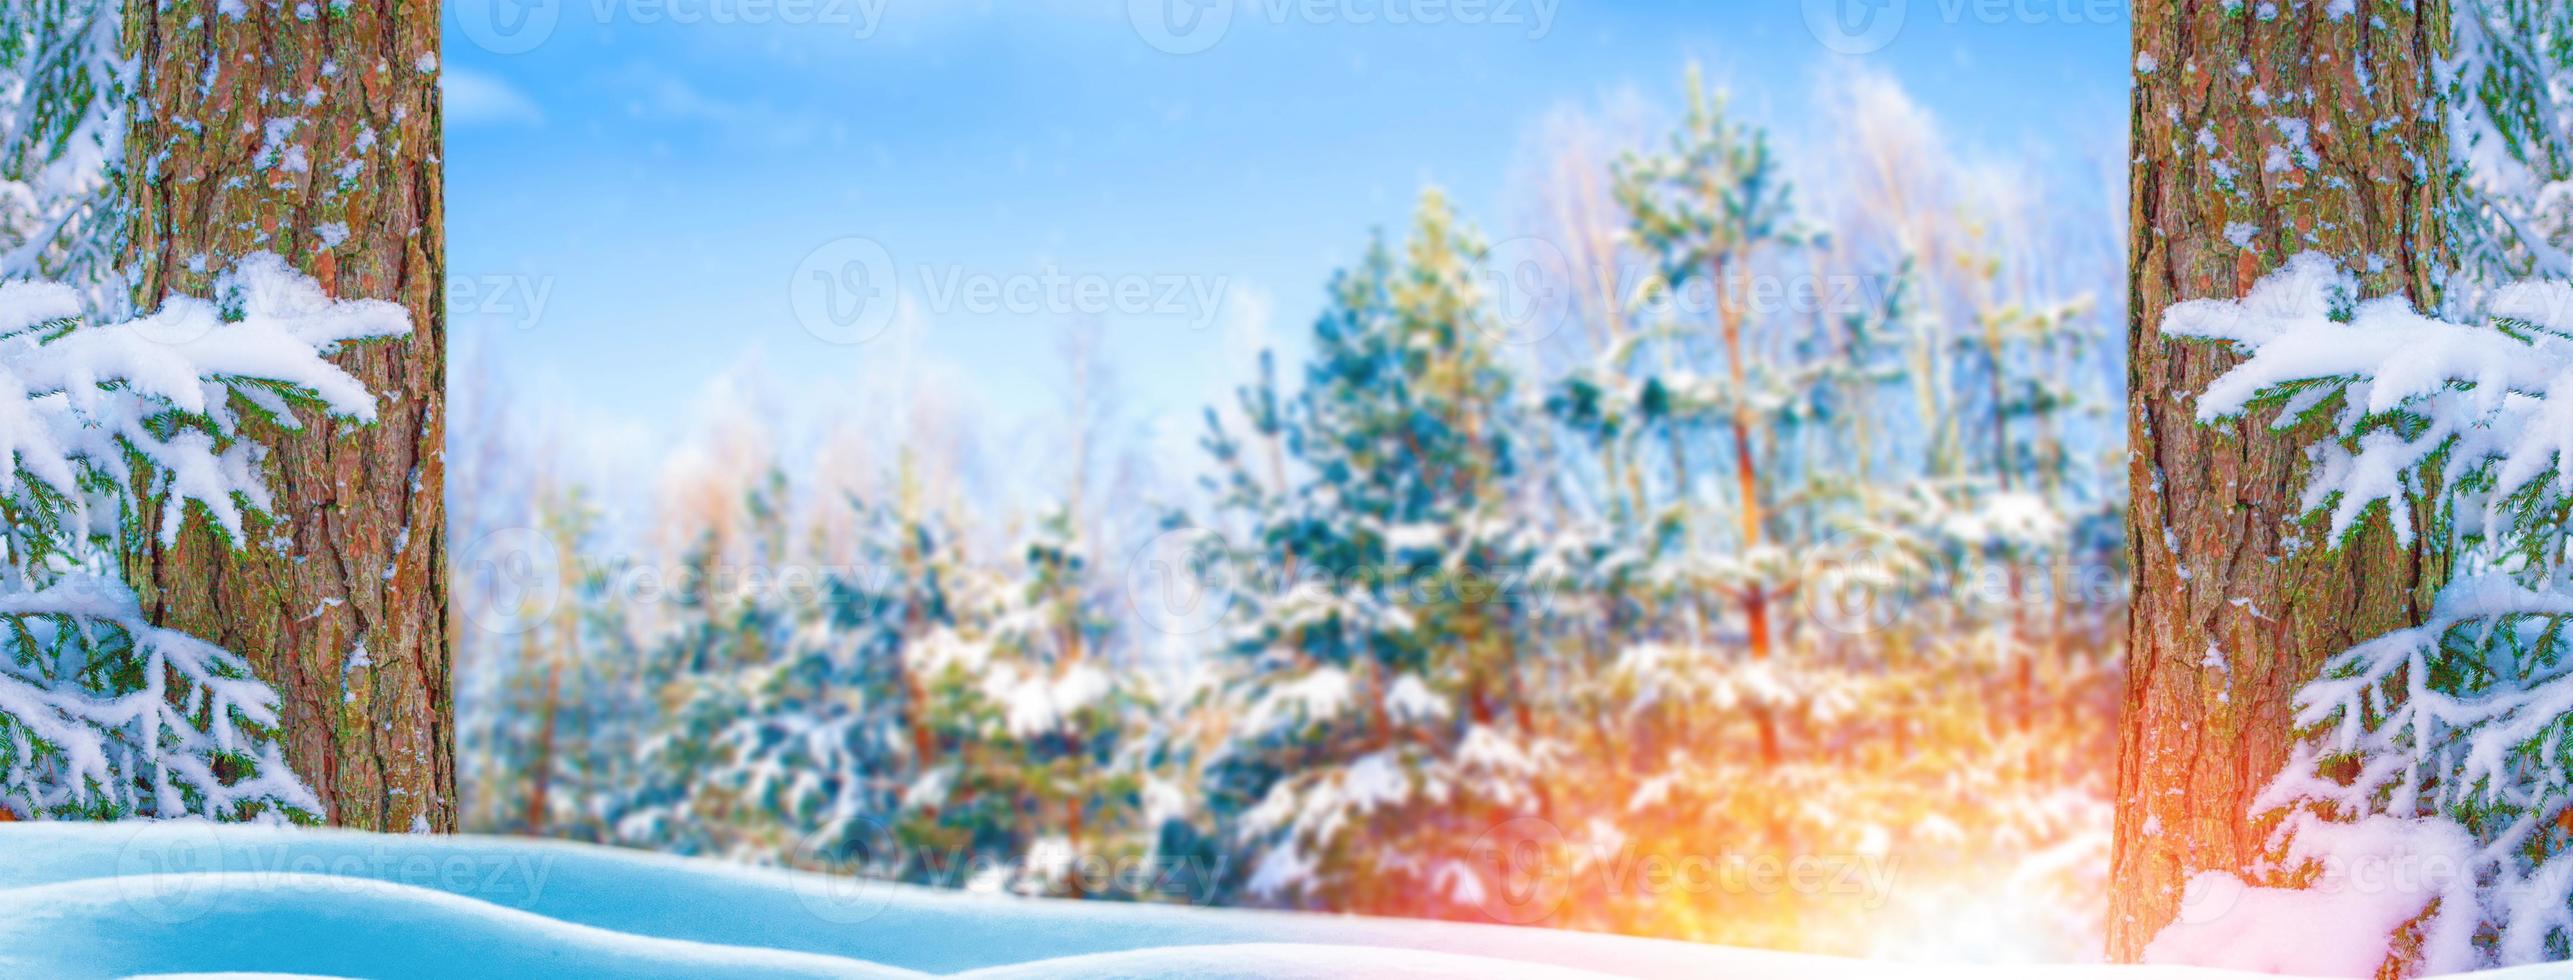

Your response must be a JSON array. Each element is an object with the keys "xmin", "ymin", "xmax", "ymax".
[
  {"xmin": 2167, "ymin": 252, "xmax": 2573, "ymax": 548},
  {"xmin": 0, "ymin": 0, "xmax": 125, "ymax": 295},
  {"xmin": 2164, "ymin": 252, "xmax": 2573, "ymax": 969},
  {"xmin": 0, "ymin": 254, "xmax": 403, "ymax": 821}
]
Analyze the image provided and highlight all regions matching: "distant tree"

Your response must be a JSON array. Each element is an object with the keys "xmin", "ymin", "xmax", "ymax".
[{"xmin": 1198, "ymin": 189, "xmax": 1550, "ymax": 916}]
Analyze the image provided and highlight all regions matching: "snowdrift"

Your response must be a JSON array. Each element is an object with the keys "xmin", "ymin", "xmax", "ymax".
[{"xmin": 0, "ymin": 823, "xmax": 2453, "ymax": 978}]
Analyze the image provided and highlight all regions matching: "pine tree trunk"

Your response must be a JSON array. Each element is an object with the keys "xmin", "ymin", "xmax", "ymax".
[
  {"xmin": 524, "ymin": 650, "xmax": 562, "ymax": 835},
  {"xmin": 119, "ymin": 1, "xmax": 450, "ymax": 832},
  {"xmin": 2109, "ymin": 0, "xmax": 2449, "ymax": 958}
]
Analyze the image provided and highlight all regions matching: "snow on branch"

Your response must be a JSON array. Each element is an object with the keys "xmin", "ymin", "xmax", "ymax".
[
  {"xmin": 0, "ymin": 253, "xmax": 401, "ymax": 821},
  {"xmin": 0, "ymin": 0, "xmax": 126, "ymax": 294},
  {"xmin": 0, "ymin": 575, "xmax": 319, "ymax": 818},
  {"xmin": 2166, "ymin": 251, "xmax": 2573, "ymax": 547},
  {"xmin": 1, "ymin": 253, "xmax": 405, "ymax": 549},
  {"xmin": 2160, "ymin": 251, "xmax": 2573, "ymax": 971}
]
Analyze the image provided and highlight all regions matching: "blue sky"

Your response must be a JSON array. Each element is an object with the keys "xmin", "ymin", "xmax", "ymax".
[{"xmin": 444, "ymin": 0, "xmax": 2128, "ymax": 501}]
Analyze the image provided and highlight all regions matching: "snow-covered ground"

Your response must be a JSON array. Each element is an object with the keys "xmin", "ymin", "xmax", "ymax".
[{"xmin": 0, "ymin": 823, "xmax": 2505, "ymax": 978}]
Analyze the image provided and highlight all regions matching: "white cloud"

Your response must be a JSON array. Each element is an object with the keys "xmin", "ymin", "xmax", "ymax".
[
  {"xmin": 1213, "ymin": 281, "xmax": 1273, "ymax": 372},
  {"xmin": 602, "ymin": 64, "xmax": 821, "ymax": 149},
  {"xmin": 443, "ymin": 70, "xmax": 544, "ymax": 127}
]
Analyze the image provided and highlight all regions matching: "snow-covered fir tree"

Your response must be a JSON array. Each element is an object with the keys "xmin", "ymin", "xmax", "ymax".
[
  {"xmin": 604, "ymin": 461, "xmax": 1161, "ymax": 897},
  {"xmin": 612, "ymin": 471, "xmax": 926, "ymax": 861},
  {"xmin": 1193, "ymin": 189, "xmax": 1557, "ymax": 915},
  {"xmin": 1500, "ymin": 65, "xmax": 2121, "ymax": 954},
  {"xmin": 899, "ymin": 507, "xmax": 1157, "ymax": 898},
  {"xmin": 2130, "ymin": 1, "xmax": 2573, "ymax": 972},
  {"xmin": 461, "ymin": 64, "xmax": 2130, "ymax": 958}
]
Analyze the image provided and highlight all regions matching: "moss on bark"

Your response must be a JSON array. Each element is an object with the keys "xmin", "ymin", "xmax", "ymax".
[{"xmin": 119, "ymin": 0, "xmax": 450, "ymax": 832}]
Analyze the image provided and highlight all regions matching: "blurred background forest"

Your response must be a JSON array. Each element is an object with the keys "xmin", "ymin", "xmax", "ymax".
[{"xmin": 450, "ymin": 56, "xmax": 2128, "ymax": 962}]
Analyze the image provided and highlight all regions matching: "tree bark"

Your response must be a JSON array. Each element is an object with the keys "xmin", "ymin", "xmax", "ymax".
[
  {"xmin": 120, "ymin": 1, "xmax": 449, "ymax": 832},
  {"xmin": 2110, "ymin": 0, "xmax": 2449, "ymax": 959}
]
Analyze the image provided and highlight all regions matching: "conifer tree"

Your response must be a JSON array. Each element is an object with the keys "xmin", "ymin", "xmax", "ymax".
[
  {"xmin": 897, "ymin": 509, "xmax": 1156, "ymax": 897},
  {"xmin": 0, "ymin": 0, "xmax": 121, "ymax": 294},
  {"xmin": 0, "ymin": 259, "xmax": 402, "ymax": 821},
  {"xmin": 1192, "ymin": 191, "xmax": 1535, "ymax": 913},
  {"xmin": 615, "ymin": 476, "xmax": 931, "ymax": 863}
]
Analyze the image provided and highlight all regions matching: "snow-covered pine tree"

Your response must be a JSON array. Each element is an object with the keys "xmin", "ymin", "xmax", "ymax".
[
  {"xmin": 607, "ymin": 465, "xmax": 1161, "ymax": 898},
  {"xmin": 1522, "ymin": 79, "xmax": 1870, "ymax": 941},
  {"xmin": 0, "ymin": 255, "xmax": 404, "ymax": 819},
  {"xmin": 1198, "ymin": 189, "xmax": 1552, "ymax": 916},
  {"xmin": 1269, "ymin": 66, "xmax": 2124, "ymax": 963},
  {"xmin": 2449, "ymin": 0, "xmax": 2573, "ymax": 287},
  {"xmin": 898, "ymin": 507, "xmax": 1155, "ymax": 898},
  {"xmin": 1519, "ymin": 66, "xmax": 2120, "ymax": 954},
  {"xmin": 1545, "ymin": 65, "xmax": 1873, "ymax": 795},
  {"xmin": 1605, "ymin": 65, "xmax": 1815, "ymax": 709},
  {"xmin": 615, "ymin": 473, "xmax": 925, "ymax": 863},
  {"xmin": 1, "ymin": 4, "xmax": 408, "ymax": 824},
  {"xmin": 2134, "ymin": 1, "xmax": 2573, "ymax": 972}
]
